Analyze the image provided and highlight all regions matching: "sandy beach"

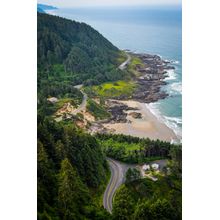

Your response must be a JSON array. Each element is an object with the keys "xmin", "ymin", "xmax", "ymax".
[{"xmin": 103, "ymin": 100, "xmax": 179, "ymax": 143}]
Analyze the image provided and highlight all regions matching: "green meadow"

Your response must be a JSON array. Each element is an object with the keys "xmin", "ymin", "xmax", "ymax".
[{"xmin": 91, "ymin": 80, "xmax": 137, "ymax": 98}]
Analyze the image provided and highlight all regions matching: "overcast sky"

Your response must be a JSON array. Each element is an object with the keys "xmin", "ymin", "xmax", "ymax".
[{"xmin": 38, "ymin": 0, "xmax": 181, "ymax": 8}]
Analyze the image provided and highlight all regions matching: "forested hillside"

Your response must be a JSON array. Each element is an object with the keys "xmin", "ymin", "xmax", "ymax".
[
  {"xmin": 38, "ymin": 13, "xmax": 127, "ymax": 117},
  {"xmin": 38, "ymin": 117, "xmax": 111, "ymax": 219},
  {"xmin": 37, "ymin": 13, "xmax": 118, "ymax": 219},
  {"xmin": 38, "ymin": 13, "xmax": 125, "ymax": 86},
  {"xmin": 37, "ymin": 13, "xmax": 181, "ymax": 220},
  {"xmin": 112, "ymin": 137, "xmax": 182, "ymax": 220}
]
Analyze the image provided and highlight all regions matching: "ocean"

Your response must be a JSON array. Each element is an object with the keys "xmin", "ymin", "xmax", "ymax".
[{"xmin": 46, "ymin": 6, "xmax": 182, "ymax": 141}]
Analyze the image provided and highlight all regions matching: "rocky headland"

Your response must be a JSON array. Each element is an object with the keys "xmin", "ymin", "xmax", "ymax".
[
  {"xmin": 115, "ymin": 53, "xmax": 174, "ymax": 103},
  {"xmin": 89, "ymin": 53, "xmax": 180, "ymax": 142}
]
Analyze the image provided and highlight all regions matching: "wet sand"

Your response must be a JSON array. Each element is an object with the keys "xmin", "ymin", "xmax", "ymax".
[{"xmin": 103, "ymin": 100, "xmax": 178, "ymax": 142}]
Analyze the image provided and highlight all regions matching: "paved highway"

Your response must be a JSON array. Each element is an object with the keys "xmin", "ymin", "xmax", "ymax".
[
  {"xmin": 103, "ymin": 158, "xmax": 137, "ymax": 213},
  {"xmin": 72, "ymin": 53, "xmax": 130, "ymax": 116},
  {"xmin": 72, "ymin": 90, "xmax": 88, "ymax": 114},
  {"xmin": 118, "ymin": 53, "xmax": 131, "ymax": 70}
]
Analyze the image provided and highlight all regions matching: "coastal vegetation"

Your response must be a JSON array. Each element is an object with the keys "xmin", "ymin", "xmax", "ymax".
[
  {"xmin": 84, "ymin": 80, "xmax": 137, "ymax": 99},
  {"xmin": 37, "ymin": 12, "xmax": 130, "ymax": 117},
  {"xmin": 37, "ymin": 83, "xmax": 83, "ymax": 116},
  {"xmin": 87, "ymin": 99, "xmax": 111, "ymax": 120},
  {"xmin": 38, "ymin": 117, "xmax": 111, "ymax": 219},
  {"xmin": 112, "ymin": 145, "xmax": 182, "ymax": 220},
  {"xmin": 96, "ymin": 133, "xmax": 181, "ymax": 164},
  {"xmin": 38, "ymin": 13, "xmax": 127, "ymax": 87},
  {"xmin": 37, "ymin": 12, "xmax": 182, "ymax": 220},
  {"xmin": 37, "ymin": 13, "xmax": 117, "ymax": 219},
  {"xmin": 128, "ymin": 55, "xmax": 145, "ymax": 76},
  {"xmin": 113, "ymin": 176, "xmax": 181, "ymax": 220},
  {"xmin": 117, "ymin": 50, "xmax": 128, "ymax": 64}
]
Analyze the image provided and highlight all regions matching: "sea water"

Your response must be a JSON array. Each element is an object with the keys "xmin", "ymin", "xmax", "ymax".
[{"xmin": 47, "ymin": 6, "xmax": 182, "ymax": 141}]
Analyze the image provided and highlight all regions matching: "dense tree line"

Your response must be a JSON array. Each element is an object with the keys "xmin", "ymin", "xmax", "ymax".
[
  {"xmin": 96, "ymin": 133, "xmax": 181, "ymax": 164},
  {"xmin": 37, "ymin": 12, "xmax": 128, "ymax": 121},
  {"xmin": 112, "ymin": 147, "xmax": 182, "ymax": 220},
  {"xmin": 37, "ymin": 13, "xmax": 182, "ymax": 220},
  {"xmin": 38, "ymin": 117, "xmax": 182, "ymax": 219},
  {"xmin": 38, "ymin": 13, "xmax": 126, "ymax": 86},
  {"xmin": 37, "ymin": 116, "xmax": 111, "ymax": 219}
]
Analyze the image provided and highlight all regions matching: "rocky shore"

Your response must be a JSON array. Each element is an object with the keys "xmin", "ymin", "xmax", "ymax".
[
  {"xmin": 131, "ymin": 53, "xmax": 174, "ymax": 103},
  {"xmin": 89, "ymin": 52, "xmax": 175, "ymax": 125},
  {"xmin": 102, "ymin": 100, "xmax": 179, "ymax": 142},
  {"xmin": 105, "ymin": 100, "xmax": 138, "ymax": 123},
  {"xmin": 87, "ymin": 53, "xmax": 180, "ymax": 142}
]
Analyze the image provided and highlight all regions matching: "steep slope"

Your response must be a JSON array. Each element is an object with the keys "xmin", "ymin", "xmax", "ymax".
[
  {"xmin": 37, "ymin": 117, "xmax": 111, "ymax": 219},
  {"xmin": 37, "ymin": 13, "xmax": 182, "ymax": 220},
  {"xmin": 37, "ymin": 13, "xmax": 121, "ymax": 219},
  {"xmin": 38, "ymin": 13, "xmax": 124, "ymax": 86}
]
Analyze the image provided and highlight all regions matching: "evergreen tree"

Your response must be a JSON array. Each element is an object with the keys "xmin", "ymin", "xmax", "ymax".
[
  {"xmin": 58, "ymin": 158, "xmax": 90, "ymax": 220},
  {"xmin": 125, "ymin": 168, "xmax": 141, "ymax": 184},
  {"xmin": 133, "ymin": 200, "xmax": 152, "ymax": 220},
  {"xmin": 150, "ymin": 198, "xmax": 176, "ymax": 220},
  {"xmin": 112, "ymin": 186, "xmax": 135, "ymax": 220}
]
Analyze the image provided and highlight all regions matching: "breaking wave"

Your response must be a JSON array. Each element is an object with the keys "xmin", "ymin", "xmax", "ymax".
[
  {"xmin": 164, "ymin": 69, "xmax": 177, "ymax": 81},
  {"xmin": 169, "ymin": 82, "xmax": 182, "ymax": 95},
  {"xmin": 146, "ymin": 103, "xmax": 182, "ymax": 142}
]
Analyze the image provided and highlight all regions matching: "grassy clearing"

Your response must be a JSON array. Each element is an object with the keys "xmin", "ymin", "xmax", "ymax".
[
  {"xmin": 87, "ymin": 99, "xmax": 111, "ymax": 120},
  {"xmin": 130, "ymin": 56, "xmax": 145, "ymax": 68},
  {"xmin": 91, "ymin": 80, "xmax": 136, "ymax": 98},
  {"xmin": 128, "ymin": 56, "xmax": 145, "ymax": 76}
]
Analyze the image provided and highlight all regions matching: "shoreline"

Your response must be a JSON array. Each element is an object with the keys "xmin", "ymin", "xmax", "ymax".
[
  {"xmin": 88, "ymin": 52, "xmax": 181, "ymax": 143},
  {"xmin": 102, "ymin": 100, "xmax": 179, "ymax": 143},
  {"xmin": 101, "ymin": 52, "xmax": 181, "ymax": 143},
  {"xmin": 145, "ymin": 103, "xmax": 182, "ymax": 143}
]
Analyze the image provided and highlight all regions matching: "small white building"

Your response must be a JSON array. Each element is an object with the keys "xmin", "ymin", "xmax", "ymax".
[
  {"xmin": 142, "ymin": 164, "xmax": 150, "ymax": 171},
  {"xmin": 151, "ymin": 163, "xmax": 159, "ymax": 170}
]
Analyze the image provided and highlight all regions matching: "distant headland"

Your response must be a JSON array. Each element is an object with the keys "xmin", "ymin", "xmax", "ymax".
[{"xmin": 37, "ymin": 4, "xmax": 57, "ymax": 13}]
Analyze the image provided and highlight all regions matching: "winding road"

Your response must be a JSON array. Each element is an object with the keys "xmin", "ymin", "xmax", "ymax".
[
  {"xmin": 73, "ymin": 91, "xmax": 87, "ymax": 114},
  {"xmin": 118, "ymin": 53, "xmax": 131, "ymax": 70},
  {"xmin": 103, "ymin": 158, "xmax": 138, "ymax": 213},
  {"xmin": 73, "ymin": 52, "xmax": 130, "ymax": 115},
  {"xmin": 73, "ymin": 84, "xmax": 88, "ymax": 114},
  {"xmin": 103, "ymin": 159, "xmax": 167, "ymax": 213}
]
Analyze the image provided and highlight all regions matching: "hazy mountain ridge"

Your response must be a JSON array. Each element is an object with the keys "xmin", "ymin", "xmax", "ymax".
[{"xmin": 37, "ymin": 4, "xmax": 57, "ymax": 13}]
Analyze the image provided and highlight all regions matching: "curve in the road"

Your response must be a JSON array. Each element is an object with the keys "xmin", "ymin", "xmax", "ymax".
[
  {"xmin": 103, "ymin": 158, "xmax": 137, "ymax": 213},
  {"xmin": 118, "ymin": 53, "xmax": 131, "ymax": 70},
  {"xmin": 72, "ymin": 90, "xmax": 88, "ymax": 114},
  {"xmin": 72, "ymin": 85, "xmax": 88, "ymax": 114},
  {"xmin": 73, "ymin": 53, "xmax": 130, "ymax": 115}
]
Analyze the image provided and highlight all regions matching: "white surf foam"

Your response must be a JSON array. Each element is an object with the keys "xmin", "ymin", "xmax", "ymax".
[
  {"xmin": 164, "ymin": 69, "xmax": 177, "ymax": 81},
  {"xmin": 169, "ymin": 82, "xmax": 182, "ymax": 95},
  {"xmin": 146, "ymin": 103, "xmax": 182, "ymax": 142},
  {"xmin": 171, "ymin": 60, "xmax": 180, "ymax": 64},
  {"xmin": 164, "ymin": 116, "xmax": 182, "ymax": 142},
  {"xmin": 164, "ymin": 116, "xmax": 182, "ymax": 125}
]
